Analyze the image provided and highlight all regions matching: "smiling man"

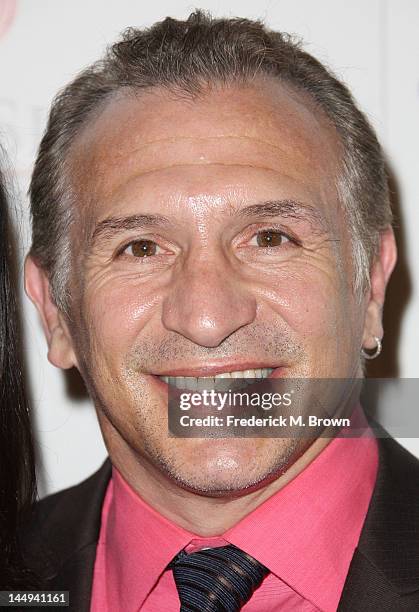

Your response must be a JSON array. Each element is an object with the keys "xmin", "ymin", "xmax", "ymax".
[{"xmin": 23, "ymin": 11, "xmax": 419, "ymax": 612}]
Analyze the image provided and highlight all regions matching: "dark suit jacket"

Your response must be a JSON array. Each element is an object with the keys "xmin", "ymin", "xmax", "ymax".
[{"xmin": 21, "ymin": 437, "xmax": 419, "ymax": 611}]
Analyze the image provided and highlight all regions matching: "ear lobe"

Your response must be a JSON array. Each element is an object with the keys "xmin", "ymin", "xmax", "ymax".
[
  {"xmin": 24, "ymin": 255, "xmax": 78, "ymax": 370},
  {"xmin": 362, "ymin": 227, "xmax": 397, "ymax": 348}
]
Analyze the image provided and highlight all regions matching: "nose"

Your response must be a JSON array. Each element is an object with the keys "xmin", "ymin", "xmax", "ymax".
[{"xmin": 161, "ymin": 256, "xmax": 257, "ymax": 348}]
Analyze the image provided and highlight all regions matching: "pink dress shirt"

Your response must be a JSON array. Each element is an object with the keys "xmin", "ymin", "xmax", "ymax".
[{"xmin": 91, "ymin": 426, "xmax": 377, "ymax": 611}]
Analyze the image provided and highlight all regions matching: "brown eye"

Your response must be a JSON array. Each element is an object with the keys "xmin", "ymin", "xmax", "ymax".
[
  {"xmin": 253, "ymin": 230, "xmax": 290, "ymax": 247},
  {"xmin": 124, "ymin": 240, "xmax": 159, "ymax": 257}
]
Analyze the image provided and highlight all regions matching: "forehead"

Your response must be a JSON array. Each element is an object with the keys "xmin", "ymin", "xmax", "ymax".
[{"xmin": 68, "ymin": 78, "xmax": 342, "ymax": 218}]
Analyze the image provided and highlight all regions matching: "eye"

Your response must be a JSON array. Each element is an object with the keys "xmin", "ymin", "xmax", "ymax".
[
  {"xmin": 249, "ymin": 230, "xmax": 291, "ymax": 247},
  {"xmin": 122, "ymin": 239, "xmax": 162, "ymax": 258}
]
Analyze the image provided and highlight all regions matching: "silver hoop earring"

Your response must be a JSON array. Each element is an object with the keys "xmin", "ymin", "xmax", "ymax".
[{"xmin": 361, "ymin": 336, "xmax": 382, "ymax": 360}]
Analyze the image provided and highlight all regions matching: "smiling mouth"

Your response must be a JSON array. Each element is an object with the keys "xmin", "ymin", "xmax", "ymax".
[{"xmin": 158, "ymin": 367, "xmax": 274, "ymax": 391}]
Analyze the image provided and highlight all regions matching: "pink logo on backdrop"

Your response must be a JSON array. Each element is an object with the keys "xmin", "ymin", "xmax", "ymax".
[{"xmin": 0, "ymin": 0, "xmax": 17, "ymax": 40}]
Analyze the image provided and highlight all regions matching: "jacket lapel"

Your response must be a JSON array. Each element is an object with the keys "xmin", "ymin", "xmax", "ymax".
[{"xmin": 338, "ymin": 436, "xmax": 419, "ymax": 610}]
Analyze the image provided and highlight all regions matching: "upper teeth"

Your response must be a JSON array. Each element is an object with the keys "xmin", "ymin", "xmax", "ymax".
[{"xmin": 159, "ymin": 368, "xmax": 274, "ymax": 391}]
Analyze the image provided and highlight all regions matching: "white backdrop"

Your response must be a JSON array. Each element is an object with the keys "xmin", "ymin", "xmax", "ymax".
[{"xmin": 0, "ymin": 0, "xmax": 417, "ymax": 496}]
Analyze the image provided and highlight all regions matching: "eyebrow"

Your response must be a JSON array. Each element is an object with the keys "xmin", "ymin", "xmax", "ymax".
[
  {"xmin": 90, "ymin": 213, "xmax": 171, "ymax": 247},
  {"xmin": 236, "ymin": 200, "xmax": 328, "ymax": 232}
]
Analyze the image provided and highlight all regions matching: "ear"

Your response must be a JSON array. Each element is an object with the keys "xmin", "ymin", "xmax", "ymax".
[
  {"xmin": 362, "ymin": 227, "xmax": 397, "ymax": 349},
  {"xmin": 25, "ymin": 255, "xmax": 78, "ymax": 370}
]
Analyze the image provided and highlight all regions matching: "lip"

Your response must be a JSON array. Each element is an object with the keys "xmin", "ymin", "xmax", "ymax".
[
  {"xmin": 149, "ymin": 365, "xmax": 287, "ymax": 396},
  {"xmin": 151, "ymin": 362, "xmax": 282, "ymax": 377}
]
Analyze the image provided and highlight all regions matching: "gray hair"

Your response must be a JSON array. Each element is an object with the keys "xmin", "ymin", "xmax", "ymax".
[{"xmin": 29, "ymin": 11, "xmax": 392, "ymax": 312}]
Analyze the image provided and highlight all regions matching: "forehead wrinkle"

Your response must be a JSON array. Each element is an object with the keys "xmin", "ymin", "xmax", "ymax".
[
  {"xmin": 108, "ymin": 133, "xmax": 315, "ymax": 156},
  {"xmin": 97, "ymin": 162, "xmax": 328, "ymax": 212},
  {"xmin": 73, "ymin": 131, "xmax": 326, "ymax": 188},
  {"xmin": 85, "ymin": 134, "xmax": 321, "ymax": 179}
]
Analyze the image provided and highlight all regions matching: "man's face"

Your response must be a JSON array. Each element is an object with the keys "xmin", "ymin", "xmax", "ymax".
[{"xmin": 55, "ymin": 79, "xmax": 368, "ymax": 494}]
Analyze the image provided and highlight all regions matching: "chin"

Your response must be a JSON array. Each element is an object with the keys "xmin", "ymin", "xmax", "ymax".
[{"xmin": 156, "ymin": 437, "xmax": 305, "ymax": 497}]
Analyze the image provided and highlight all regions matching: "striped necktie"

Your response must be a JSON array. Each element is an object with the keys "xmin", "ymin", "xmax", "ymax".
[{"xmin": 169, "ymin": 543, "xmax": 270, "ymax": 611}]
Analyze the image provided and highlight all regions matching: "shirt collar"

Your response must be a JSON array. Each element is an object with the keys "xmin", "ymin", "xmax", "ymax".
[{"xmin": 105, "ymin": 470, "xmax": 194, "ymax": 607}]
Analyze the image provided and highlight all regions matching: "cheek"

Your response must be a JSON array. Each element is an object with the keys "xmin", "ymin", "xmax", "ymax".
[
  {"xmin": 291, "ymin": 281, "xmax": 344, "ymax": 332},
  {"xmin": 82, "ymin": 282, "xmax": 162, "ymax": 365},
  {"xmin": 258, "ymin": 266, "xmax": 355, "ymax": 337}
]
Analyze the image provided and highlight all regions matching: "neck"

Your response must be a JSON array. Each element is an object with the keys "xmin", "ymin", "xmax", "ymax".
[{"xmin": 105, "ymin": 434, "xmax": 331, "ymax": 536}]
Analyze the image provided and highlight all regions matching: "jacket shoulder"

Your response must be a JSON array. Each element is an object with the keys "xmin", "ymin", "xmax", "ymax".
[{"xmin": 31, "ymin": 460, "xmax": 111, "ymax": 525}]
